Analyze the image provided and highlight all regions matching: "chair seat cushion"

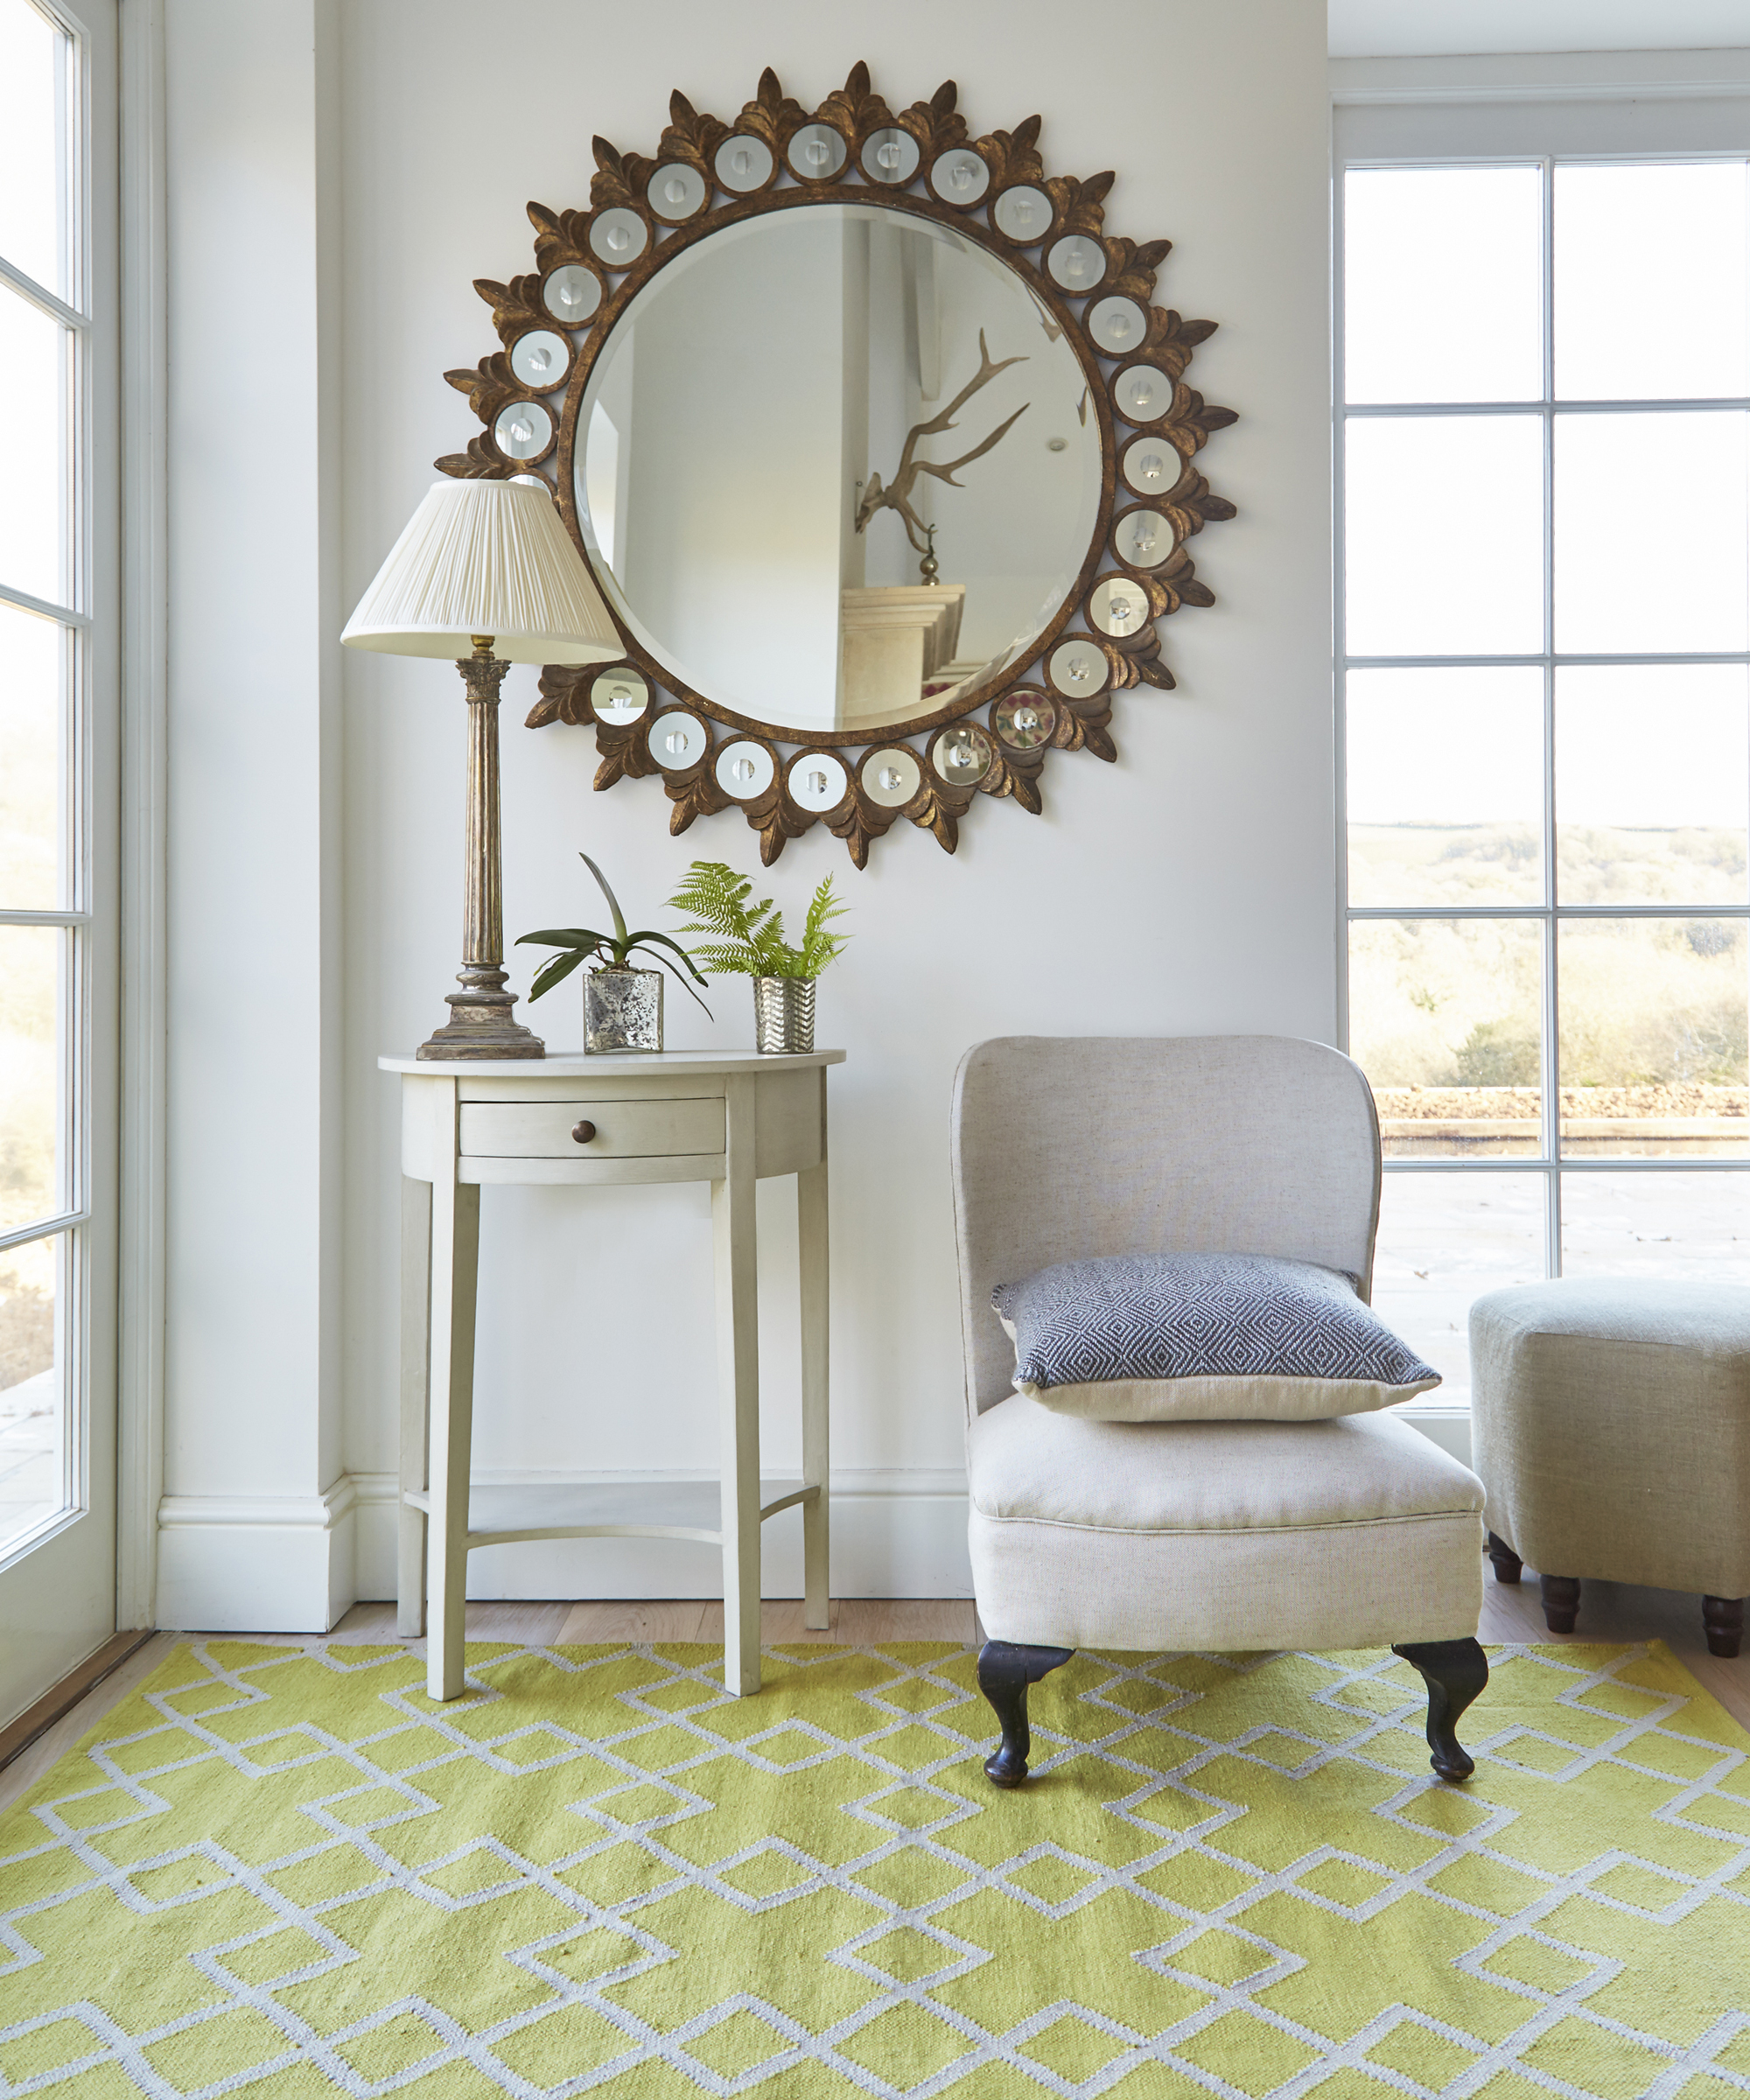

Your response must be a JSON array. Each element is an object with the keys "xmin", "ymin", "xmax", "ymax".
[
  {"xmin": 991, "ymin": 1253, "xmax": 1439, "ymax": 1421},
  {"xmin": 966, "ymin": 1399, "xmax": 1485, "ymax": 1650}
]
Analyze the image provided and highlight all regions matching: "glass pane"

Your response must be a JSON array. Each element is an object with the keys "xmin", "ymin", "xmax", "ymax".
[
  {"xmin": 1558, "ymin": 919, "xmax": 1748, "ymax": 1158},
  {"xmin": 1555, "ymin": 162, "xmax": 1750, "ymax": 402},
  {"xmin": 1350, "ymin": 919, "xmax": 1544, "ymax": 1157},
  {"xmin": 0, "ymin": 0, "xmax": 67, "ymax": 299},
  {"xmin": 1562, "ymin": 1172, "xmax": 1750, "ymax": 1281},
  {"xmin": 0, "ymin": 601, "xmax": 66, "ymax": 910},
  {"xmin": 1348, "ymin": 667, "xmax": 1544, "ymax": 906},
  {"xmin": 1556, "ymin": 665, "xmax": 1749, "ymax": 906},
  {"xmin": 1346, "ymin": 416, "xmax": 1543, "ymax": 656},
  {"xmin": 1345, "ymin": 166, "xmax": 1543, "ymax": 406},
  {"xmin": 1553, "ymin": 411, "xmax": 1749, "ymax": 654},
  {"xmin": 0, "ymin": 1230, "xmax": 66, "ymax": 1552},
  {"xmin": 0, "ymin": 282, "xmax": 68, "ymax": 607},
  {"xmin": 1370, "ymin": 1172, "xmax": 1547, "ymax": 1404},
  {"xmin": 0, "ymin": 923, "xmax": 65, "ymax": 1232}
]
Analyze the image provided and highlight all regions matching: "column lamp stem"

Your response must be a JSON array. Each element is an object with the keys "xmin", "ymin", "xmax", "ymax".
[{"xmin": 416, "ymin": 636, "xmax": 545, "ymax": 1060}]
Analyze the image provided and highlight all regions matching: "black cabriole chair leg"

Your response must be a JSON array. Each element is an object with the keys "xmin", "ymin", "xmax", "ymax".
[
  {"xmin": 1392, "ymin": 1636, "xmax": 1489, "ymax": 1782},
  {"xmin": 976, "ymin": 1641, "xmax": 1074, "ymax": 1787}
]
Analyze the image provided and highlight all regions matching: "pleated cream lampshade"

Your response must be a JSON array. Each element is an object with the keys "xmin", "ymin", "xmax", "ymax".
[{"xmin": 340, "ymin": 478, "xmax": 621, "ymax": 664}]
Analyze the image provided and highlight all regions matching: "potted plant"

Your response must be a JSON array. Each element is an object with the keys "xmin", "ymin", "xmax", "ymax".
[
  {"xmin": 517, "ymin": 854, "xmax": 710, "ymax": 1054},
  {"xmin": 667, "ymin": 861, "xmax": 850, "ymax": 1054}
]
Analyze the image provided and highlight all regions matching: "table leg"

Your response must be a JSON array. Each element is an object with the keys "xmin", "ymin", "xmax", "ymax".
[
  {"xmin": 397, "ymin": 1176, "xmax": 432, "ymax": 1637},
  {"xmin": 714, "ymin": 1074, "xmax": 760, "ymax": 1695},
  {"xmin": 426, "ymin": 1173, "xmax": 480, "ymax": 1701},
  {"xmin": 799, "ymin": 1150, "xmax": 830, "ymax": 1631}
]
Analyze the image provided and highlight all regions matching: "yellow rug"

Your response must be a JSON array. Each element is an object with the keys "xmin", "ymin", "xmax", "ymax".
[{"xmin": 4, "ymin": 1638, "xmax": 1749, "ymax": 2096}]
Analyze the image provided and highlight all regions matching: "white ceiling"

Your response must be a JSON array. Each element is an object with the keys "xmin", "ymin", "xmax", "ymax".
[{"xmin": 1329, "ymin": 0, "xmax": 1750, "ymax": 58}]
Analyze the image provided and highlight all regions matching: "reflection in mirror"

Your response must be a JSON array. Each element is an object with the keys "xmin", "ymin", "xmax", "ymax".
[
  {"xmin": 1090, "ymin": 576, "xmax": 1149, "ymax": 637},
  {"xmin": 495, "ymin": 400, "xmax": 552, "ymax": 459},
  {"xmin": 715, "ymin": 134, "xmax": 774, "ymax": 192},
  {"xmin": 933, "ymin": 723, "xmax": 993, "ymax": 784},
  {"xmin": 1048, "ymin": 636, "xmax": 1108, "ymax": 696},
  {"xmin": 716, "ymin": 740, "xmax": 777, "ymax": 798},
  {"xmin": 1115, "ymin": 508, "xmax": 1172, "ymax": 569},
  {"xmin": 574, "ymin": 202, "xmax": 1102, "ymax": 735},
  {"xmin": 592, "ymin": 668, "xmax": 648, "ymax": 723},
  {"xmin": 1088, "ymin": 296, "xmax": 1147, "ymax": 354},
  {"xmin": 544, "ymin": 264, "xmax": 601, "ymax": 324},
  {"xmin": 862, "ymin": 746, "xmax": 923, "ymax": 807},
  {"xmin": 994, "ymin": 690, "xmax": 1054, "ymax": 748},
  {"xmin": 789, "ymin": 751, "xmax": 850, "ymax": 810},
  {"xmin": 651, "ymin": 710, "xmax": 707, "ymax": 768}
]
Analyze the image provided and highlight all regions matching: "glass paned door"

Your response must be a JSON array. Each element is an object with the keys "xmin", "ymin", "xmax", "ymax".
[
  {"xmin": 0, "ymin": 0, "xmax": 119, "ymax": 1727},
  {"xmin": 1340, "ymin": 155, "xmax": 1750, "ymax": 1406}
]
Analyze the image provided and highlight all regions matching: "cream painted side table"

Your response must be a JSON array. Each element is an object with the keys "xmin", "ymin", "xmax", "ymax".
[{"xmin": 383, "ymin": 1048, "xmax": 844, "ymax": 1702}]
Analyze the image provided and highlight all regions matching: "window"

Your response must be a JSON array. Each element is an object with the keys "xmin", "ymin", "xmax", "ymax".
[
  {"xmin": 1338, "ymin": 155, "xmax": 1750, "ymax": 1403},
  {"xmin": 0, "ymin": 0, "xmax": 108, "ymax": 1565}
]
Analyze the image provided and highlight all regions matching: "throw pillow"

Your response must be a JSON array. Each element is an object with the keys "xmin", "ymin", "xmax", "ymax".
[{"xmin": 991, "ymin": 1252, "xmax": 1440, "ymax": 1421}]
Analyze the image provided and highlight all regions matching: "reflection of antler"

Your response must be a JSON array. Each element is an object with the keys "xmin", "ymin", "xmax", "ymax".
[{"xmin": 855, "ymin": 330, "xmax": 1029, "ymax": 553}]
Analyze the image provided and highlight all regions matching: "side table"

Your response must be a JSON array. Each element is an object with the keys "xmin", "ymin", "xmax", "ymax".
[{"xmin": 383, "ymin": 1048, "xmax": 844, "ymax": 1700}]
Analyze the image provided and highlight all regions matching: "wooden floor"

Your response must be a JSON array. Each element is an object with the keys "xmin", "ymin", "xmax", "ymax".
[{"xmin": 3, "ymin": 1578, "xmax": 1744, "ymax": 1817}]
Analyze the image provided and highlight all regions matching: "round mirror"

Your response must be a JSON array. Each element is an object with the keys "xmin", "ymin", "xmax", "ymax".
[
  {"xmin": 592, "ymin": 668, "xmax": 648, "ymax": 724},
  {"xmin": 1048, "ymin": 636, "xmax": 1109, "ymax": 696},
  {"xmin": 544, "ymin": 264, "xmax": 602, "ymax": 325},
  {"xmin": 572, "ymin": 201, "xmax": 1102, "ymax": 738},
  {"xmin": 861, "ymin": 746, "xmax": 922, "ymax": 808},
  {"xmin": 1115, "ymin": 508, "xmax": 1172, "ymax": 570},
  {"xmin": 648, "ymin": 163, "xmax": 707, "ymax": 221},
  {"xmin": 716, "ymin": 740, "xmax": 775, "ymax": 798},
  {"xmin": 1089, "ymin": 577, "xmax": 1150, "ymax": 638},
  {"xmin": 1088, "ymin": 296, "xmax": 1146, "ymax": 354},
  {"xmin": 510, "ymin": 330, "xmax": 569, "ymax": 388},
  {"xmin": 993, "ymin": 690, "xmax": 1054, "ymax": 748},
  {"xmin": 788, "ymin": 751, "xmax": 850, "ymax": 811},
  {"xmin": 494, "ymin": 400, "xmax": 552, "ymax": 460},
  {"xmin": 650, "ymin": 710, "xmax": 707, "ymax": 769},
  {"xmin": 715, "ymin": 134, "xmax": 774, "ymax": 192},
  {"xmin": 590, "ymin": 207, "xmax": 648, "ymax": 266}
]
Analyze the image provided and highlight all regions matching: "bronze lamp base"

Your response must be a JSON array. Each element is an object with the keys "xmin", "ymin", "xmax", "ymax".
[{"xmin": 416, "ymin": 636, "xmax": 545, "ymax": 1062}]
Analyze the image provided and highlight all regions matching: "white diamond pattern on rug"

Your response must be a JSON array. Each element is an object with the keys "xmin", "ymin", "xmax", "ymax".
[{"xmin": 2, "ymin": 1636, "xmax": 1749, "ymax": 2096}]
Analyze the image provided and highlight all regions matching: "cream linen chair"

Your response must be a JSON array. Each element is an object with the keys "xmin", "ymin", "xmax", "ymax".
[{"xmin": 951, "ymin": 1035, "xmax": 1489, "ymax": 1788}]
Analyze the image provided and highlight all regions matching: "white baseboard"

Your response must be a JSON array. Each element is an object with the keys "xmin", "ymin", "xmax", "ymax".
[
  {"xmin": 155, "ymin": 1476, "xmax": 357, "ymax": 1632},
  {"xmin": 350, "ymin": 1469, "xmax": 974, "ymax": 1604},
  {"xmin": 154, "ymin": 1418, "xmax": 1473, "ymax": 1631}
]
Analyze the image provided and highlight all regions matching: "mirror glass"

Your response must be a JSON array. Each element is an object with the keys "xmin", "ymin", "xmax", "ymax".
[{"xmin": 573, "ymin": 201, "xmax": 1103, "ymax": 734}]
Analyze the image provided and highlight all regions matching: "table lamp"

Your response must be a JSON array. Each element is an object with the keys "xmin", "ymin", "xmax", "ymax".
[{"xmin": 342, "ymin": 479, "xmax": 620, "ymax": 1059}]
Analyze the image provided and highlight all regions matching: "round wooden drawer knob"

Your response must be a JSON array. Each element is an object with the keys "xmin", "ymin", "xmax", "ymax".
[{"xmin": 571, "ymin": 1120, "xmax": 597, "ymax": 1144}]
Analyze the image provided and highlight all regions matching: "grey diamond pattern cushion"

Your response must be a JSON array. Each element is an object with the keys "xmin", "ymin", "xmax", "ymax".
[{"xmin": 991, "ymin": 1253, "xmax": 1441, "ymax": 1422}]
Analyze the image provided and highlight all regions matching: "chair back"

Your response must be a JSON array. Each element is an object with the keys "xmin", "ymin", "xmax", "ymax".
[{"xmin": 950, "ymin": 1035, "xmax": 1382, "ymax": 1418}]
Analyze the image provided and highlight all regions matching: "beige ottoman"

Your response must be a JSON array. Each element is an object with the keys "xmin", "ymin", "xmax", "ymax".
[{"xmin": 1470, "ymin": 1281, "xmax": 1750, "ymax": 1656}]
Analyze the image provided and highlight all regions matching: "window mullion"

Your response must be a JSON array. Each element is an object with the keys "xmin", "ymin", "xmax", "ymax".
[{"xmin": 1540, "ymin": 155, "xmax": 1564, "ymax": 1278}]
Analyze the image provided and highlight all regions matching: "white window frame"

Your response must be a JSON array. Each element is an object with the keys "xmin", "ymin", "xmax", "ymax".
[{"xmin": 1333, "ymin": 60, "xmax": 1750, "ymax": 1311}]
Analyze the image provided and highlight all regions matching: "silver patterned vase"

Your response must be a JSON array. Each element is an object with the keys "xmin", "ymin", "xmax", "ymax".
[
  {"xmin": 752, "ymin": 976, "xmax": 816, "ymax": 1054},
  {"xmin": 585, "ymin": 967, "xmax": 663, "ymax": 1053}
]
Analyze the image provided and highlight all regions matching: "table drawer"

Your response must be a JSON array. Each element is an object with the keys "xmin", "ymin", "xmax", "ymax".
[{"xmin": 459, "ymin": 1097, "xmax": 724, "ymax": 1160}]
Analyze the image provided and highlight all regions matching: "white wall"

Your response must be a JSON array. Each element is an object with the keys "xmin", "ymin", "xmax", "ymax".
[
  {"xmin": 158, "ymin": 0, "xmax": 1335, "ymax": 1623},
  {"xmin": 158, "ymin": 0, "xmax": 349, "ymax": 1631}
]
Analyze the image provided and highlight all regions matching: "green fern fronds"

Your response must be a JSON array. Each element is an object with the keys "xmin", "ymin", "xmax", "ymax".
[{"xmin": 667, "ymin": 861, "xmax": 851, "ymax": 980}]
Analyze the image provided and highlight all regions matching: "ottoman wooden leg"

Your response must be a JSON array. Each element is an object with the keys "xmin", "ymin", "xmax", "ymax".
[
  {"xmin": 1541, "ymin": 1574, "xmax": 1581, "ymax": 1634},
  {"xmin": 1703, "ymin": 1596, "xmax": 1744, "ymax": 1659},
  {"xmin": 976, "ymin": 1642, "xmax": 1074, "ymax": 1789},
  {"xmin": 1487, "ymin": 1532, "xmax": 1522, "ymax": 1585}
]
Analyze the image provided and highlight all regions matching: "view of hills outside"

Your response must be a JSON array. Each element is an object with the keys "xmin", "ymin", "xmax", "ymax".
[
  {"xmin": 1343, "ymin": 160, "xmax": 1750, "ymax": 1398},
  {"xmin": 1348, "ymin": 663, "xmax": 1749, "ymax": 1164}
]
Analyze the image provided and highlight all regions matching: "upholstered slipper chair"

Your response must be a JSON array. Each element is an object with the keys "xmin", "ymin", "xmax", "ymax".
[{"xmin": 950, "ymin": 1035, "xmax": 1489, "ymax": 1788}]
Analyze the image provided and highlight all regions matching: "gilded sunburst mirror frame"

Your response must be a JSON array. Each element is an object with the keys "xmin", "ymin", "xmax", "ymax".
[{"xmin": 439, "ymin": 63, "xmax": 1236, "ymax": 866}]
